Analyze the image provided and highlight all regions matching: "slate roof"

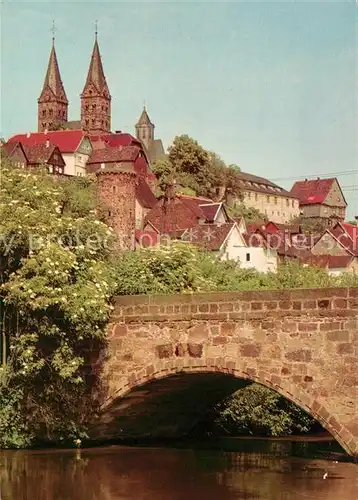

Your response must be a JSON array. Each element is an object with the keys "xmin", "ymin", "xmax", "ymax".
[
  {"xmin": 237, "ymin": 171, "xmax": 297, "ymax": 199},
  {"xmin": 39, "ymin": 44, "xmax": 68, "ymax": 103},
  {"xmin": 83, "ymin": 39, "xmax": 109, "ymax": 94},
  {"xmin": 136, "ymin": 107, "xmax": 153, "ymax": 127}
]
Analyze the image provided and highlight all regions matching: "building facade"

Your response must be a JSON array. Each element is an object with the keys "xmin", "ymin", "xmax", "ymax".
[
  {"xmin": 290, "ymin": 178, "xmax": 347, "ymax": 226},
  {"xmin": 237, "ymin": 171, "xmax": 300, "ymax": 224}
]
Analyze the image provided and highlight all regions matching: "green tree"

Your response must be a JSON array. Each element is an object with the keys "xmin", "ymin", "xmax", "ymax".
[
  {"xmin": 227, "ymin": 203, "xmax": 265, "ymax": 223},
  {"xmin": 289, "ymin": 215, "xmax": 327, "ymax": 234},
  {"xmin": 152, "ymin": 135, "xmax": 243, "ymax": 201},
  {"xmin": 212, "ymin": 384, "xmax": 316, "ymax": 437},
  {"xmin": 0, "ymin": 161, "xmax": 116, "ymax": 447}
]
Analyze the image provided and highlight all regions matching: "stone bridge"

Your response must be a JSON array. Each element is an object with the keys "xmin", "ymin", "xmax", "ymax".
[{"xmin": 94, "ymin": 288, "xmax": 358, "ymax": 456}]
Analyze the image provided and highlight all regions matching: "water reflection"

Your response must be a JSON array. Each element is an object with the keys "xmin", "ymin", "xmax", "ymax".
[{"xmin": 0, "ymin": 446, "xmax": 357, "ymax": 500}]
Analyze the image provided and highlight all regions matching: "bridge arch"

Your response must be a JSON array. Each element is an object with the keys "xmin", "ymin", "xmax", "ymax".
[
  {"xmin": 95, "ymin": 288, "xmax": 358, "ymax": 457},
  {"xmin": 97, "ymin": 359, "xmax": 354, "ymax": 456}
]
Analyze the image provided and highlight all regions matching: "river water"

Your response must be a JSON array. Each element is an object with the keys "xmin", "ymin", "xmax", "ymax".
[{"xmin": 0, "ymin": 443, "xmax": 357, "ymax": 499}]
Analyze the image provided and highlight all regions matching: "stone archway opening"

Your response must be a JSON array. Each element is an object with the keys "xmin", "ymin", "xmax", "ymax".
[{"xmin": 93, "ymin": 367, "xmax": 346, "ymax": 453}]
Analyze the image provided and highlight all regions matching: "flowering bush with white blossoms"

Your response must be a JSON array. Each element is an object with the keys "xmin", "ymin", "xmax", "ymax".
[{"xmin": 0, "ymin": 161, "xmax": 116, "ymax": 447}]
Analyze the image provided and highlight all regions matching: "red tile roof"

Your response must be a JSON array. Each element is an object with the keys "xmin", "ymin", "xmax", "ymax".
[
  {"xmin": 181, "ymin": 223, "xmax": 236, "ymax": 251},
  {"xmin": 290, "ymin": 178, "xmax": 335, "ymax": 205},
  {"xmin": 90, "ymin": 132, "xmax": 141, "ymax": 148},
  {"xmin": 87, "ymin": 145, "xmax": 139, "ymax": 165},
  {"xmin": 199, "ymin": 203, "xmax": 222, "ymax": 222},
  {"xmin": 23, "ymin": 143, "xmax": 57, "ymax": 164},
  {"xmin": 299, "ymin": 253, "xmax": 354, "ymax": 270},
  {"xmin": 144, "ymin": 194, "xmax": 225, "ymax": 233},
  {"xmin": 313, "ymin": 229, "xmax": 358, "ymax": 257},
  {"xmin": 8, "ymin": 130, "xmax": 86, "ymax": 153},
  {"xmin": 145, "ymin": 197, "xmax": 199, "ymax": 233},
  {"xmin": 336, "ymin": 222, "xmax": 358, "ymax": 243},
  {"xmin": 135, "ymin": 178, "xmax": 157, "ymax": 209},
  {"xmin": 1, "ymin": 141, "xmax": 20, "ymax": 157},
  {"xmin": 176, "ymin": 194, "xmax": 213, "ymax": 219}
]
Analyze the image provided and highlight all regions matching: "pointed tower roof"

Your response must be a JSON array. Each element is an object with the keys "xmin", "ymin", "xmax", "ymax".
[
  {"xmin": 84, "ymin": 37, "xmax": 109, "ymax": 94},
  {"xmin": 40, "ymin": 42, "xmax": 68, "ymax": 103},
  {"xmin": 136, "ymin": 107, "xmax": 154, "ymax": 127}
]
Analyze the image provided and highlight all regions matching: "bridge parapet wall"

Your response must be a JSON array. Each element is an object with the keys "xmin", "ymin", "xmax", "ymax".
[{"xmin": 100, "ymin": 288, "xmax": 358, "ymax": 455}]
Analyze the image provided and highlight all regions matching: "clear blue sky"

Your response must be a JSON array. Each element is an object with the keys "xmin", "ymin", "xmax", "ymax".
[{"xmin": 1, "ymin": 0, "xmax": 357, "ymax": 218}]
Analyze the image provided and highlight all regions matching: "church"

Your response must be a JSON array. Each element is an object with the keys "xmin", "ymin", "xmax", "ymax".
[
  {"xmin": 37, "ymin": 30, "xmax": 165, "ymax": 163},
  {"xmin": 6, "ymin": 30, "xmax": 165, "ymax": 174},
  {"xmin": 3, "ymin": 31, "xmax": 168, "ymax": 230}
]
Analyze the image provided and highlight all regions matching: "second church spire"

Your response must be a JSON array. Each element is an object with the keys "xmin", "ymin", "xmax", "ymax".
[{"xmin": 80, "ymin": 29, "xmax": 111, "ymax": 135}]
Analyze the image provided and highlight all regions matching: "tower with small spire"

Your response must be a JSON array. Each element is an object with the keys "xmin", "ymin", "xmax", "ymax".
[
  {"xmin": 135, "ymin": 106, "xmax": 155, "ymax": 152},
  {"xmin": 38, "ymin": 23, "xmax": 68, "ymax": 132},
  {"xmin": 81, "ymin": 27, "xmax": 111, "ymax": 135}
]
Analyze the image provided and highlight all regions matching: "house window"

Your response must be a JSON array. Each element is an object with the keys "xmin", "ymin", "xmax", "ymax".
[
  {"xmin": 85, "ymin": 120, "xmax": 89, "ymax": 126},
  {"xmin": 246, "ymin": 253, "xmax": 250, "ymax": 262},
  {"xmin": 108, "ymin": 210, "xmax": 112, "ymax": 217},
  {"xmin": 266, "ymin": 196, "xmax": 270, "ymax": 203},
  {"xmin": 292, "ymin": 200, "xmax": 295, "ymax": 207},
  {"xmin": 112, "ymin": 185, "xmax": 117, "ymax": 194},
  {"xmin": 49, "ymin": 109, "xmax": 53, "ymax": 117},
  {"xmin": 42, "ymin": 110, "xmax": 46, "ymax": 117},
  {"xmin": 85, "ymin": 105, "xmax": 89, "ymax": 111},
  {"xmin": 286, "ymin": 199, "xmax": 289, "ymax": 207},
  {"xmin": 255, "ymin": 193, "xmax": 258, "ymax": 201},
  {"xmin": 92, "ymin": 119, "xmax": 95, "ymax": 125},
  {"xmin": 92, "ymin": 104, "xmax": 96, "ymax": 110},
  {"xmin": 274, "ymin": 197, "xmax": 278, "ymax": 205}
]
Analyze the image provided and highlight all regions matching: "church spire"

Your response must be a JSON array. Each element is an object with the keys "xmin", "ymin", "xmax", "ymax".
[
  {"xmin": 135, "ymin": 105, "xmax": 155, "ymax": 151},
  {"xmin": 38, "ymin": 24, "xmax": 68, "ymax": 132},
  {"xmin": 81, "ymin": 28, "xmax": 111, "ymax": 135}
]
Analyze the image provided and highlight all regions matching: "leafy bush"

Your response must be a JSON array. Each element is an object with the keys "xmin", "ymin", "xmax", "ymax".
[
  {"xmin": 212, "ymin": 383, "xmax": 316, "ymax": 437},
  {"xmin": 0, "ymin": 162, "xmax": 116, "ymax": 445}
]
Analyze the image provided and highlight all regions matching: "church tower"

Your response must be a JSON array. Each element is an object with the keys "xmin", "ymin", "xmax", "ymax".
[
  {"xmin": 38, "ymin": 33, "xmax": 68, "ymax": 132},
  {"xmin": 135, "ymin": 106, "xmax": 155, "ymax": 152},
  {"xmin": 81, "ymin": 31, "xmax": 111, "ymax": 135}
]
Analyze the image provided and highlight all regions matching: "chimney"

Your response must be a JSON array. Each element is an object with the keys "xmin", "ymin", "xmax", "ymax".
[
  {"xmin": 115, "ymin": 130, "xmax": 122, "ymax": 134},
  {"xmin": 100, "ymin": 162, "xmax": 105, "ymax": 169},
  {"xmin": 355, "ymin": 216, "xmax": 358, "ymax": 222},
  {"xmin": 46, "ymin": 140, "xmax": 50, "ymax": 148},
  {"xmin": 27, "ymin": 132, "xmax": 31, "ymax": 138},
  {"xmin": 44, "ymin": 129, "xmax": 48, "ymax": 135}
]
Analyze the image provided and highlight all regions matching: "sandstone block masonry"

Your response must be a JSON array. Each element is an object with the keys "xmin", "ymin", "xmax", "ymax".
[{"xmin": 98, "ymin": 287, "xmax": 358, "ymax": 456}]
